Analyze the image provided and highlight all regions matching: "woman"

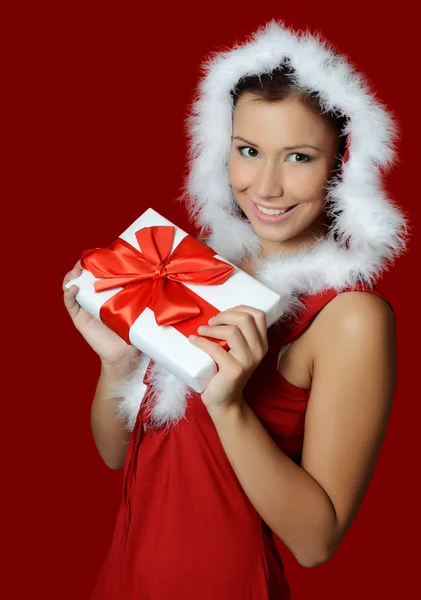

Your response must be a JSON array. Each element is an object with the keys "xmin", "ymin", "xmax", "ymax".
[{"xmin": 63, "ymin": 19, "xmax": 409, "ymax": 599}]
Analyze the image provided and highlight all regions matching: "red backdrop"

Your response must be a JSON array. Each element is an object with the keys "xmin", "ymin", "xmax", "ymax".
[{"xmin": 8, "ymin": 2, "xmax": 419, "ymax": 598}]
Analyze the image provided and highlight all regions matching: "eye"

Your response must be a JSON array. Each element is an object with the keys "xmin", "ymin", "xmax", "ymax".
[
  {"xmin": 238, "ymin": 146, "xmax": 259, "ymax": 158},
  {"xmin": 288, "ymin": 152, "xmax": 312, "ymax": 163}
]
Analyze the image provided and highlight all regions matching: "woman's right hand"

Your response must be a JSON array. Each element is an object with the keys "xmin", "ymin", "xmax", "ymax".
[{"xmin": 62, "ymin": 260, "xmax": 142, "ymax": 367}]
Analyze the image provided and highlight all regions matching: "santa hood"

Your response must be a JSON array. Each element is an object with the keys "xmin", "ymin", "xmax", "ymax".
[{"xmin": 115, "ymin": 19, "xmax": 409, "ymax": 432}]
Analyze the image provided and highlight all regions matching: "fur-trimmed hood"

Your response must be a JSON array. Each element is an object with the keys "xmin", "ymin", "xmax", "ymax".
[{"xmin": 114, "ymin": 19, "xmax": 409, "ymax": 432}]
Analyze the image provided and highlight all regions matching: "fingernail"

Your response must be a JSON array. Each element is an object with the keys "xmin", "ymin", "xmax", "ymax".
[{"xmin": 189, "ymin": 335, "xmax": 197, "ymax": 340}]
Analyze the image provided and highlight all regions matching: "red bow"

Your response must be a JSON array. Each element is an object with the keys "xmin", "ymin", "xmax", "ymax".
[{"xmin": 80, "ymin": 225, "xmax": 234, "ymax": 348}]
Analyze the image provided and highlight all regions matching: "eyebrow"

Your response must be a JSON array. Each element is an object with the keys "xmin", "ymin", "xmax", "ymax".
[{"xmin": 232, "ymin": 136, "xmax": 321, "ymax": 152}]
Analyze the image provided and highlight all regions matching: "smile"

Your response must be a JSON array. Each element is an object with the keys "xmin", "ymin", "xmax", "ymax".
[{"xmin": 252, "ymin": 201, "xmax": 299, "ymax": 223}]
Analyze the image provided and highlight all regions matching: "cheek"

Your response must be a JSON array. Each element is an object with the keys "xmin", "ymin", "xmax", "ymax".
[
  {"xmin": 291, "ymin": 168, "xmax": 328, "ymax": 199},
  {"xmin": 229, "ymin": 153, "xmax": 251, "ymax": 189}
]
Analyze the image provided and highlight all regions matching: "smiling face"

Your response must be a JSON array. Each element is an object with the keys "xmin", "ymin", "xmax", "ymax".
[{"xmin": 229, "ymin": 93, "xmax": 341, "ymax": 257}]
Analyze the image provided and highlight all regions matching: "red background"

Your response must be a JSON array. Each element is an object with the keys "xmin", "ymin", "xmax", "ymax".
[{"xmin": 7, "ymin": 1, "xmax": 419, "ymax": 598}]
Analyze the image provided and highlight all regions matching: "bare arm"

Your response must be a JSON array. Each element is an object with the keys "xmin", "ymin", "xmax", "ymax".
[
  {"xmin": 63, "ymin": 260, "xmax": 142, "ymax": 470},
  {"xmin": 208, "ymin": 291, "xmax": 396, "ymax": 568},
  {"xmin": 91, "ymin": 357, "xmax": 139, "ymax": 470}
]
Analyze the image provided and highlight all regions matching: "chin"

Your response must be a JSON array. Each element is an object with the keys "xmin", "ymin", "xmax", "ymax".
[{"xmin": 259, "ymin": 230, "xmax": 293, "ymax": 243}]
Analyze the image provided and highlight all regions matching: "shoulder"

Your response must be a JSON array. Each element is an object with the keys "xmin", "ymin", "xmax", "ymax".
[
  {"xmin": 305, "ymin": 290, "xmax": 396, "ymax": 381},
  {"xmin": 309, "ymin": 290, "xmax": 395, "ymax": 350}
]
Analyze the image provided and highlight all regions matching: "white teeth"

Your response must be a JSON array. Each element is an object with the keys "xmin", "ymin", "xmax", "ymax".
[{"xmin": 256, "ymin": 204, "xmax": 288, "ymax": 215}]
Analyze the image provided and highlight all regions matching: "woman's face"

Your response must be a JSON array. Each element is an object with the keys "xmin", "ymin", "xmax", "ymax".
[{"xmin": 229, "ymin": 93, "xmax": 340, "ymax": 256}]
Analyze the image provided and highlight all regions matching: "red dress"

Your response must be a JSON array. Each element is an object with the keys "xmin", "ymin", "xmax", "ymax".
[{"xmin": 90, "ymin": 283, "xmax": 393, "ymax": 599}]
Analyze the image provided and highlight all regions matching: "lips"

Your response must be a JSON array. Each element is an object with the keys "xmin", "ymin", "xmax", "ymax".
[
  {"xmin": 251, "ymin": 200, "xmax": 300, "ymax": 223},
  {"xmin": 255, "ymin": 202, "xmax": 296, "ymax": 212}
]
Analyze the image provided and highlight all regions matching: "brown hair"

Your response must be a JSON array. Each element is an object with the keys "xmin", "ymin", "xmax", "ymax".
[{"xmin": 230, "ymin": 64, "xmax": 349, "ymax": 174}]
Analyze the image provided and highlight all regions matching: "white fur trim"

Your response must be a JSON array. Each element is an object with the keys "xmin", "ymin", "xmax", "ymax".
[
  {"xmin": 103, "ymin": 353, "xmax": 150, "ymax": 433},
  {"xmin": 115, "ymin": 19, "xmax": 410, "ymax": 432}
]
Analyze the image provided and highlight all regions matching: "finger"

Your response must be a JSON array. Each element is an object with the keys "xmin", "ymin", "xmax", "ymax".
[
  {"xmin": 206, "ymin": 310, "xmax": 266, "ymax": 357},
  {"xmin": 63, "ymin": 284, "xmax": 81, "ymax": 320},
  {"xmin": 189, "ymin": 335, "xmax": 240, "ymax": 372},
  {"xmin": 196, "ymin": 325, "xmax": 256, "ymax": 373},
  {"xmin": 227, "ymin": 306, "xmax": 267, "ymax": 343},
  {"xmin": 62, "ymin": 263, "xmax": 82, "ymax": 290},
  {"xmin": 196, "ymin": 323, "xmax": 250, "ymax": 360}
]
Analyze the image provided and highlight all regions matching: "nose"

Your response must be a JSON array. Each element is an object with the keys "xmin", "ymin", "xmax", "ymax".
[{"xmin": 254, "ymin": 159, "xmax": 284, "ymax": 200}]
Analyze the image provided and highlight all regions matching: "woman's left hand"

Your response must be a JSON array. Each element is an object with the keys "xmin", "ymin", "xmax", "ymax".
[{"xmin": 188, "ymin": 305, "xmax": 269, "ymax": 417}]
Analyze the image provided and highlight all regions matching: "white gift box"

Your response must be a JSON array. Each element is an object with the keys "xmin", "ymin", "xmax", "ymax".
[{"xmin": 65, "ymin": 208, "xmax": 284, "ymax": 393}]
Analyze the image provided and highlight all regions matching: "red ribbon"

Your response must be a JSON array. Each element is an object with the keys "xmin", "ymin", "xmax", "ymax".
[{"xmin": 79, "ymin": 225, "xmax": 235, "ymax": 350}]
